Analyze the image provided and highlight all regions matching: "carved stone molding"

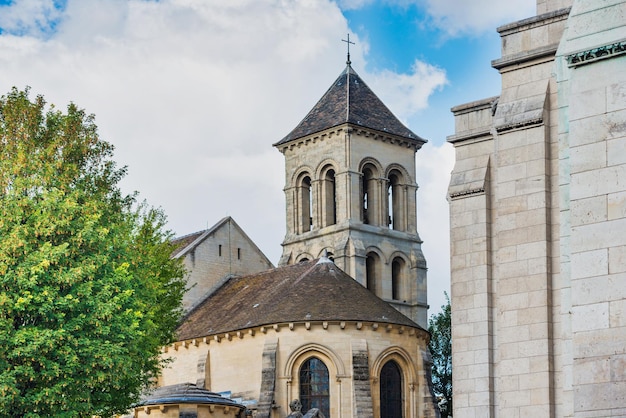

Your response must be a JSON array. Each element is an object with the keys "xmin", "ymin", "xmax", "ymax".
[
  {"xmin": 567, "ymin": 40, "xmax": 626, "ymax": 67},
  {"xmin": 449, "ymin": 187, "xmax": 485, "ymax": 200}
]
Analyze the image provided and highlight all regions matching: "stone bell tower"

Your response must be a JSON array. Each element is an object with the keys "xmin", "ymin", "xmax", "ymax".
[{"xmin": 273, "ymin": 56, "xmax": 429, "ymax": 326}]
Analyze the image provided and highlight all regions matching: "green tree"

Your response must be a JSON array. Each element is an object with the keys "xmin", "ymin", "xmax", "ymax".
[
  {"xmin": 0, "ymin": 87, "xmax": 186, "ymax": 417},
  {"xmin": 428, "ymin": 292, "xmax": 452, "ymax": 417}
]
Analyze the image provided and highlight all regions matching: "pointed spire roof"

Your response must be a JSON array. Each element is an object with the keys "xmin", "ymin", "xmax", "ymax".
[{"xmin": 275, "ymin": 64, "xmax": 426, "ymax": 146}]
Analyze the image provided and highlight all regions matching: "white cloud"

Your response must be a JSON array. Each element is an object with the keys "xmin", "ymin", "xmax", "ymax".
[
  {"xmin": 369, "ymin": 59, "xmax": 447, "ymax": 122},
  {"xmin": 0, "ymin": 0, "xmax": 453, "ymax": 310},
  {"xmin": 417, "ymin": 0, "xmax": 536, "ymax": 36},
  {"xmin": 415, "ymin": 142, "xmax": 455, "ymax": 314},
  {"xmin": 0, "ymin": 0, "xmax": 61, "ymax": 36}
]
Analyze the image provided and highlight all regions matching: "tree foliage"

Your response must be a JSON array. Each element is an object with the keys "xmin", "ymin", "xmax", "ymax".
[
  {"xmin": 428, "ymin": 292, "xmax": 452, "ymax": 417},
  {"xmin": 0, "ymin": 87, "xmax": 187, "ymax": 417}
]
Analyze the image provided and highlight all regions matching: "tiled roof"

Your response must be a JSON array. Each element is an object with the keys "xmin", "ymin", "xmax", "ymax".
[
  {"xmin": 170, "ymin": 230, "xmax": 205, "ymax": 256},
  {"xmin": 176, "ymin": 258, "xmax": 422, "ymax": 341},
  {"xmin": 275, "ymin": 64, "xmax": 426, "ymax": 146}
]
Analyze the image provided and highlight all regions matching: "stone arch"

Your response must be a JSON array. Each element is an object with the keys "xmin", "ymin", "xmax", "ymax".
[
  {"xmin": 295, "ymin": 252, "xmax": 314, "ymax": 263},
  {"xmin": 317, "ymin": 248, "xmax": 335, "ymax": 261},
  {"xmin": 284, "ymin": 343, "xmax": 345, "ymax": 378},
  {"xmin": 315, "ymin": 159, "xmax": 340, "ymax": 180},
  {"xmin": 372, "ymin": 346, "xmax": 418, "ymax": 386},
  {"xmin": 291, "ymin": 165, "xmax": 316, "ymax": 186}
]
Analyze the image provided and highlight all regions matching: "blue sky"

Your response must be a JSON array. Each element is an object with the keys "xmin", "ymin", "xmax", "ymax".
[{"xmin": 0, "ymin": 0, "xmax": 536, "ymax": 313}]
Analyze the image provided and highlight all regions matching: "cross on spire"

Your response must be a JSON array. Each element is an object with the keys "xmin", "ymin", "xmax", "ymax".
[{"xmin": 342, "ymin": 34, "xmax": 355, "ymax": 65}]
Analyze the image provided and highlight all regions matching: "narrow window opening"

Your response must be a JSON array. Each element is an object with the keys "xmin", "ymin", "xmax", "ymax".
[
  {"xmin": 237, "ymin": 248, "xmax": 241, "ymax": 260},
  {"xmin": 298, "ymin": 175, "xmax": 313, "ymax": 233},
  {"xmin": 218, "ymin": 244, "xmax": 222, "ymax": 257},
  {"xmin": 361, "ymin": 167, "xmax": 376, "ymax": 225},
  {"xmin": 299, "ymin": 357, "xmax": 330, "ymax": 417},
  {"xmin": 388, "ymin": 171, "xmax": 404, "ymax": 231},
  {"xmin": 366, "ymin": 252, "xmax": 380, "ymax": 296},
  {"xmin": 322, "ymin": 168, "xmax": 337, "ymax": 227},
  {"xmin": 391, "ymin": 258, "xmax": 404, "ymax": 300}
]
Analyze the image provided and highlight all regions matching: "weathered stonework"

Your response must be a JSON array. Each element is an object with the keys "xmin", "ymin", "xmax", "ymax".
[{"xmin": 448, "ymin": 0, "xmax": 626, "ymax": 416}]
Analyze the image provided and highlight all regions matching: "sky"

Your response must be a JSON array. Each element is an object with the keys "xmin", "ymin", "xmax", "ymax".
[{"xmin": 0, "ymin": 0, "xmax": 536, "ymax": 316}]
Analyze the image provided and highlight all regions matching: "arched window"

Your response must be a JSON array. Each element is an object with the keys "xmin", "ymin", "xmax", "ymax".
[
  {"xmin": 366, "ymin": 252, "xmax": 381, "ymax": 296},
  {"xmin": 321, "ymin": 167, "xmax": 336, "ymax": 227},
  {"xmin": 298, "ymin": 174, "xmax": 313, "ymax": 233},
  {"xmin": 299, "ymin": 357, "xmax": 330, "ymax": 417},
  {"xmin": 361, "ymin": 165, "xmax": 380, "ymax": 225},
  {"xmin": 388, "ymin": 171, "xmax": 405, "ymax": 231},
  {"xmin": 391, "ymin": 257, "xmax": 405, "ymax": 301},
  {"xmin": 380, "ymin": 360, "xmax": 403, "ymax": 418}
]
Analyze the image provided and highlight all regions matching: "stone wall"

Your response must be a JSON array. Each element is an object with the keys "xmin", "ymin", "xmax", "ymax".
[
  {"xmin": 447, "ymin": 0, "xmax": 626, "ymax": 416},
  {"xmin": 160, "ymin": 322, "xmax": 435, "ymax": 418}
]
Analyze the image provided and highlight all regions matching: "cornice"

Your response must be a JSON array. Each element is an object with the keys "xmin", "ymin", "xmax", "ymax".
[
  {"xmin": 492, "ymin": 43, "xmax": 559, "ymax": 71},
  {"xmin": 447, "ymin": 128, "xmax": 493, "ymax": 145},
  {"xmin": 566, "ymin": 40, "xmax": 626, "ymax": 68},
  {"xmin": 495, "ymin": 116, "xmax": 544, "ymax": 133},
  {"xmin": 166, "ymin": 320, "xmax": 429, "ymax": 352},
  {"xmin": 496, "ymin": 7, "xmax": 571, "ymax": 36},
  {"xmin": 276, "ymin": 124, "xmax": 426, "ymax": 154},
  {"xmin": 449, "ymin": 187, "xmax": 486, "ymax": 200}
]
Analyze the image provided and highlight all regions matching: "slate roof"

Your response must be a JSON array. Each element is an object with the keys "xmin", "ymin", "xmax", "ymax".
[
  {"xmin": 137, "ymin": 383, "xmax": 245, "ymax": 410},
  {"xmin": 275, "ymin": 64, "xmax": 426, "ymax": 146},
  {"xmin": 171, "ymin": 230, "xmax": 205, "ymax": 256},
  {"xmin": 176, "ymin": 258, "xmax": 422, "ymax": 341}
]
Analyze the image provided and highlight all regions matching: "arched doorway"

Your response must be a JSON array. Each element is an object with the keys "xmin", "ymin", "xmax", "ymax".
[{"xmin": 380, "ymin": 360, "xmax": 403, "ymax": 418}]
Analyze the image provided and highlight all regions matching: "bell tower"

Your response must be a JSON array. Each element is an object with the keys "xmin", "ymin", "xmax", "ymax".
[{"xmin": 273, "ymin": 59, "xmax": 429, "ymax": 326}]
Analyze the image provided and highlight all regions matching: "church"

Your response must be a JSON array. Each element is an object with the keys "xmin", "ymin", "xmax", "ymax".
[
  {"xmin": 447, "ymin": 0, "xmax": 626, "ymax": 417},
  {"xmin": 130, "ymin": 56, "xmax": 439, "ymax": 417}
]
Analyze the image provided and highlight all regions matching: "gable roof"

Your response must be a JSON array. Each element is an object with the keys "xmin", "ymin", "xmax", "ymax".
[
  {"xmin": 171, "ymin": 216, "xmax": 273, "ymax": 268},
  {"xmin": 176, "ymin": 257, "xmax": 422, "ymax": 341},
  {"xmin": 274, "ymin": 64, "xmax": 426, "ymax": 146}
]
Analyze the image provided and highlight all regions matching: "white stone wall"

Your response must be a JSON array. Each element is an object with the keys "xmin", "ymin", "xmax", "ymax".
[
  {"xmin": 448, "ymin": 1, "xmax": 626, "ymax": 416},
  {"xmin": 556, "ymin": 0, "xmax": 626, "ymax": 415}
]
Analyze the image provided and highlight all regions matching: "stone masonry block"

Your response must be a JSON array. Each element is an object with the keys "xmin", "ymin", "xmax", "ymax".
[
  {"xmin": 608, "ymin": 80, "xmax": 626, "ymax": 113},
  {"xmin": 569, "ymin": 87, "xmax": 606, "ymax": 121},
  {"xmin": 574, "ymin": 355, "xmax": 611, "ymax": 386},
  {"xmin": 570, "ymin": 195, "xmax": 607, "ymax": 225},
  {"xmin": 571, "ymin": 248, "xmax": 608, "ymax": 279},
  {"xmin": 572, "ymin": 302, "xmax": 610, "ymax": 332},
  {"xmin": 572, "ymin": 274, "xmax": 626, "ymax": 306},
  {"xmin": 571, "ymin": 218, "xmax": 626, "ymax": 252},
  {"xmin": 608, "ymin": 190, "xmax": 626, "ymax": 220},
  {"xmin": 608, "ymin": 137, "xmax": 626, "ymax": 166},
  {"xmin": 610, "ymin": 298, "xmax": 626, "ymax": 327},
  {"xmin": 570, "ymin": 163, "xmax": 626, "ymax": 200},
  {"xmin": 570, "ymin": 141, "xmax": 607, "ymax": 174},
  {"xmin": 609, "ymin": 246, "xmax": 626, "ymax": 273}
]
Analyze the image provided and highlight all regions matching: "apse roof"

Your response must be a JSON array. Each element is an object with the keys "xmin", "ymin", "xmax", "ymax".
[
  {"xmin": 137, "ymin": 383, "xmax": 245, "ymax": 410},
  {"xmin": 176, "ymin": 257, "xmax": 422, "ymax": 341},
  {"xmin": 275, "ymin": 64, "xmax": 426, "ymax": 146}
]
